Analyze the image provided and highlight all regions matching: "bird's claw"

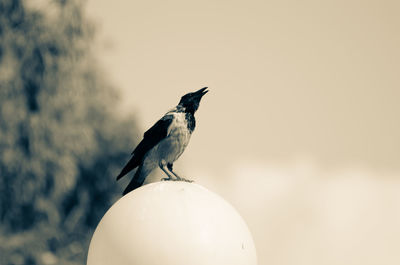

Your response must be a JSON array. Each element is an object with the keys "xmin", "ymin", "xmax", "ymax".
[
  {"xmin": 161, "ymin": 176, "xmax": 193, "ymax": 182},
  {"xmin": 180, "ymin": 178, "xmax": 194, "ymax": 183}
]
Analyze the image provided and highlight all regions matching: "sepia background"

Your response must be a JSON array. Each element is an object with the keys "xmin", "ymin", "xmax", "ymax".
[{"xmin": 1, "ymin": 0, "xmax": 399, "ymax": 264}]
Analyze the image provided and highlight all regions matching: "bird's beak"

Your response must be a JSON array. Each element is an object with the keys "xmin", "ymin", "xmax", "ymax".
[{"xmin": 194, "ymin": 87, "xmax": 209, "ymax": 97}]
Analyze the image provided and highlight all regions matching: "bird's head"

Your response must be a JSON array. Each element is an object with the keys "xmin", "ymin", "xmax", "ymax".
[{"xmin": 178, "ymin": 87, "xmax": 209, "ymax": 113}]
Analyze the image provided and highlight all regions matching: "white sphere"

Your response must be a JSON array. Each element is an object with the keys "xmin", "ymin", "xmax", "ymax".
[{"xmin": 87, "ymin": 181, "xmax": 257, "ymax": 265}]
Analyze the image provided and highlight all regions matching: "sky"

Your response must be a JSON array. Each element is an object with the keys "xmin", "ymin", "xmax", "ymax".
[
  {"xmin": 85, "ymin": 1, "xmax": 400, "ymax": 264},
  {"xmin": 86, "ymin": 0, "xmax": 400, "ymax": 173}
]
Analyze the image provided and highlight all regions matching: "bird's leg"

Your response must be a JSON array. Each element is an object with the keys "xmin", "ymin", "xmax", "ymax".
[
  {"xmin": 167, "ymin": 163, "xmax": 181, "ymax": 181},
  {"xmin": 168, "ymin": 163, "xmax": 194, "ymax": 183},
  {"xmin": 160, "ymin": 160, "xmax": 175, "ymax": 181}
]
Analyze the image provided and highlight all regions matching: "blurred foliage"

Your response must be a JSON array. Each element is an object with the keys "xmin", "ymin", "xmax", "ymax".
[{"xmin": 0, "ymin": 0, "xmax": 137, "ymax": 264}]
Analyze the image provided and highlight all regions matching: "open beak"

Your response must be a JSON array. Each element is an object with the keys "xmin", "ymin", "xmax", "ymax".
[{"xmin": 194, "ymin": 87, "xmax": 209, "ymax": 97}]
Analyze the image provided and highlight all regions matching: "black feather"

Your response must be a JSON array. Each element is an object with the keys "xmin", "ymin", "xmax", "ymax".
[
  {"xmin": 122, "ymin": 170, "xmax": 145, "ymax": 195},
  {"xmin": 116, "ymin": 114, "xmax": 173, "ymax": 180},
  {"xmin": 185, "ymin": 112, "xmax": 196, "ymax": 132},
  {"xmin": 123, "ymin": 178, "xmax": 142, "ymax": 195}
]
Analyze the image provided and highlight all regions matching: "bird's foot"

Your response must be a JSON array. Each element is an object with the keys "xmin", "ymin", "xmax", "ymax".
[
  {"xmin": 180, "ymin": 177, "xmax": 194, "ymax": 183},
  {"xmin": 162, "ymin": 177, "xmax": 193, "ymax": 182},
  {"xmin": 170, "ymin": 170, "xmax": 193, "ymax": 182}
]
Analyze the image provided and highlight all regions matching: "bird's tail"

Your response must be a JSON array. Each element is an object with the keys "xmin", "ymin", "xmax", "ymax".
[
  {"xmin": 116, "ymin": 156, "xmax": 139, "ymax": 181},
  {"xmin": 122, "ymin": 166, "xmax": 148, "ymax": 195}
]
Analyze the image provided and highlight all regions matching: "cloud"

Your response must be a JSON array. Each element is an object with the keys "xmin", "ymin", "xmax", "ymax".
[{"xmin": 213, "ymin": 159, "xmax": 400, "ymax": 265}]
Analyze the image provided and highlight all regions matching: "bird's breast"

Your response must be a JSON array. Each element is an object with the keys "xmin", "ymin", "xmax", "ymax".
[
  {"xmin": 145, "ymin": 112, "xmax": 192, "ymax": 165},
  {"xmin": 164, "ymin": 113, "xmax": 192, "ymax": 158}
]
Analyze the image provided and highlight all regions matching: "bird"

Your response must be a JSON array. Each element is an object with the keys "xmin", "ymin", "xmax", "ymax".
[{"xmin": 116, "ymin": 87, "xmax": 209, "ymax": 195}]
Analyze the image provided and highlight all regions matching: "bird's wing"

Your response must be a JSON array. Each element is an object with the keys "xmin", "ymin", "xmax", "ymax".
[
  {"xmin": 116, "ymin": 114, "xmax": 174, "ymax": 180},
  {"xmin": 132, "ymin": 114, "xmax": 174, "ymax": 156}
]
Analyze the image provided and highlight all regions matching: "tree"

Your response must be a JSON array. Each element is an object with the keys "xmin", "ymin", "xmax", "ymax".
[{"xmin": 0, "ymin": 0, "xmax": 137, "ymax": 264}]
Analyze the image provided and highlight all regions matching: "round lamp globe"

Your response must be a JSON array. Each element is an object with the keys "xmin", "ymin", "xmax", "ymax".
[{"xmin": 87, "ymin": 181, "xmax": 257, "ymax": 265}]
